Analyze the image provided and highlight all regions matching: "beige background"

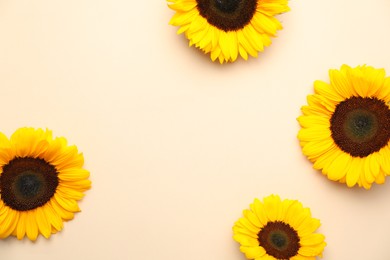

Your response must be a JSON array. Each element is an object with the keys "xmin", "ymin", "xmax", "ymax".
[{"xmin": 0, "ymin": 0, "xmax": 390, "ymax": 259}]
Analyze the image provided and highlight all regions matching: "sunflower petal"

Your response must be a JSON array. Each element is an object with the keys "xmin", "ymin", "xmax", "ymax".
[
  {"xmin": 35, "ymin": 207, "xmax": 51, "ymax": 238},
  {"xmin": 0, "ymin": 208, "xmax": 18, "ymax": 239},
  {"xmin": 16, "ymin": 212, "xmax": 27, "ymax": 240},
  {"xmin": 263, "ymin": 195, "xmax": 281, "ymax": 222},
  {"xmin": 25, "ymin": 211, "xmax": 39, "ymax": 241},
  {"xmin": 250, "ymin": 198, "xmax": 269, "ymax": 226},
  {"xmin": 346, "ymin": 158, "xmax": 362, "ymax": 187},
  {"xmin": 240, "ymin": 245, "xmax": 266, "ymax": 259}
]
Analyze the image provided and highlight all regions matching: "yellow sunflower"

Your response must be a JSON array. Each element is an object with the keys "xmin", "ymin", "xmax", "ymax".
[
  {"xmin": 233, "ymin": 195, "xmax": 326, "ymax": 260},
  {"xmin": 0, "ymin": 127, "xmax": 91, "ymax": 241},
  {"xmin": 298, "ymin": 65, "xmax": 390, "ymax": 189},
  {"xmin": 167, "ymin": 0, "xmax": 290, "ymax": 63}
]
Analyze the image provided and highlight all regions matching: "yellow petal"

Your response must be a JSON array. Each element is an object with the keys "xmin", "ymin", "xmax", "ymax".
[
  {"xmin": 361, "ymin": 66, "xmax": 385, "ymax": 97},
  {"xmin": 297, "ymin": 115, "xmax": 330, "ymax": 128},
  {"xmin": 0, "ymin": 207, "xmax": 18, "ymax": 239},
  {"xmin": 54, "ymin": 193, "xmax": 80, "ymax": 213},
  {"xmin": 36, "ymin": 207, "xmax": 51, "ymax": 238},
  {"xmin": 43, "ymin": 203, "xmax": 64, "ymax": 232},
  {"xmin": 325, "ymin": 151, "xmax": 351, "ymax": 181},
  {"xmin": 49, "ymin": 199, "xmax": 75, "ymax": 221},
  {"xmin": 226, "ymin": 31, "xmax": 238, "ymax": 62},
  {"xmin": 168, "ymin": 1, "xmax": 197, "ymax": 12},
  {"xmin": 284, "ymin": 200, "xmax": 304, "ymax": 225},
  {"xmin": 237, "ymin": 30, "xmax": 258, "ymax": 58},
  {"xmin": 16, "ymin": 212, "xmax": 27, "ymax": 240},
  {"xmin": 298, "ymin": 127, "xmax": 332, "ymax": 142},
  {"xmin": 346, "ymin": 158, "xmax": 362, "ymax": 187},
  {"xmin": 238, "ymin": 45, "xmax": 248, "ymax": 60},
  {"xmin": 59, "ymin": 179, "xmax": 92, "ymax": 192},
  {"xmin": 219, "ymin": 31, "xmax": 230, "ymax": 61},
  {"xmin": 312, "ymin": 146, "xmax": 340, "ymax": 171},
  {"xmin": 250, "ymin": 199, "xmax": 269, "ymax": 226},
  {"xmin": 329, "ymin": 68, "xmax": 355, "ymax": 98},
  {"xmin": 243, "ymin": 25, "xmax": 264, "ymax": 52},
  {"xmin": 258, "ymin": 2, "xmax": 290, "ymax": 16},
  {"xmin": 375, "ymin": 172, "xmax": 386, "ymax": 184},
  {"xmin": 291, "ymin": 255, "xmax": 316, "ymax": 260},
  {"xmin": 25, "ymin": 211, "xmax": 39, "ymax": 241},
  {"xmin": 348, "ymin": 67, "xmax": 370, "ymax": 97},
  {"xmin": 233, "ymin": 225, "xmax": 258, "ymax": 238},
  {"xmin": 288, "ymin": 208, "xmax": 310, "ymax": 231},
  {"xmin": 298, "ymin": 241, "xmax": 326, "ymax": 257},
  {"xmin": 257, "ymin": 253, "xmax": 277, "ymax": 260},
  {"xmin": 300, "ymin": 233, "xmax": 325, "ymax": 246},
  {"xmin": 58, "ymin": 168, "xmax": 90, "ymax": 181},
  {"xmin": 187, "ymin": 14, "xmax": 207, "ymax": 37},
  {"xmin": 314, "ymin": 80, "xmax": 344, "ymax": 102},
  {"xmin": 234, "ymin": 234, "xmax": 260, "ymax": 247},
  {"xmin": 240, "ymin": 245, "xmax": 266, "ymax": 259},
  {"xmin": 297, "ymin": 218, "xmax": 321, "ymax": 237},
  {"xmin": 57, "ymin": 186, "xmax": 85, "ymax": 200},
  {"xmin": 210, "ymin": 46, "xmax": 222, "ymax": 62},
  {"xmin": 11, "ymin": 128, "xmax": 50, "ymax": 158},
  {"xmin": 302, "ymin": 139, "xmax": 334, "ymax": 160},
  {"xmin": 278, "ymin": 199, "xmax": 295, "ymax": 221},
  {"xmin": 304, "ymin": 94, "xmax": 335, "ymax": 115},
  {"xmin": 363, "ymin": 153, "xmax": 379, "ymax": 184},
  {"xmin": 376, "ymin": 77, "xmax": 390, "ymax": 102},
  {"xmin": 237, "ymin": 216, "xmax": 260, "ymax": 234},
  {"xmin": 263, "ymin": 195, "xmax": 281, "ymax": 222},
  {"xmin": 251, "ymin": 12, "xmax": 279, "ymax": 36},
  {"xmin": 379, "ymin": 146, "xmax": 390, "ymax": 175},
  {"xmin": 243, "ymin": 209, "xmax": 262, "ymax": 228}
]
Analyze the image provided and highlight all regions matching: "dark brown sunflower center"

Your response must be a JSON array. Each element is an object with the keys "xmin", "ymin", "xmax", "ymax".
[
  {"xmin": 0, "ymin": 157, "xmax": 59, "ymax": 211},
  {"xmin": 330, "ymin": 97, "xmax": 390, "ymax": 157},
  {"xmin": 215, "ymin": 0, "xmax": 240, "ymax": 13},
  {"xmin": 258, "ymin": 221, "xmax": 300, "ymax": 259},
  {"xmin": 196, "ymin": 0, "xmax": 257, "ymax": 31}
]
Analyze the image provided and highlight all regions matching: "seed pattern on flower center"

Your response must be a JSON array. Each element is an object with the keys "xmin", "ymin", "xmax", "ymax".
[
  {"xmin": 196, "ymin": 0, "xmax": 257, "ymax": 31},
  {"xmin": 215, "ymin": 0, "xmax": 240, "ymax": 13},
  {"xmin": 0, "ymin": 157, "xmax": 59, "ymax": 211},
  {"xmin": 331, "ymin": 97, "xmax": 390, "ymax": 157},
  {"xmin": 258, "ymin": 221, "xmax": 300, "ymax": 259}
]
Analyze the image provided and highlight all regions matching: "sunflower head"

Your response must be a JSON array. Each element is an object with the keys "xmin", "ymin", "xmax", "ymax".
[
  {"xmin": 167, "ymin": 0, "xmax": 290, "ymax": 63},
  {"xmin": 233, "ymin": 195, "xmax": 326, "ymax": 259},
  {"xmin": 298, "ymin": 65, "xmax": 390, "ymax": 189},
  {"xmin": 0, "ymin": 127, "xmax": 91, "ymax": 241}
]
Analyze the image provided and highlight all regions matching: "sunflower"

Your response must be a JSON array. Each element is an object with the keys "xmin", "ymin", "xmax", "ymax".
[
  {"xmin": 167, "ymin": 0, "xmax": 290, "ymax": 63},
  {"xmin": 0, "ymin": 127, "xmax": 91, "ymax": 241},
  {"xmin": 297, "ymin": 65, "xmax": 390, "ymax": 189},
  {"xmin": 233, "ymin": 195, "xmax": 326, "ymax": 260}
]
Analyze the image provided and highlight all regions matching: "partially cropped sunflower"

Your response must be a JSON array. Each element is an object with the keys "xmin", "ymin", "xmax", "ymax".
[
  {"xmin": 0, "ymin": 127, "xmax": 91, "ymax": 241},
  {"xmin": 167, "ymin": 0, "xmax": 290, "ymax": 63},
  {"xmin": 298, "ymin": 65, "xmax": 390, "ymax": 189},
  {"xmin": 233, "ymin": 195, "xmax": 326, "ymax": 260}
]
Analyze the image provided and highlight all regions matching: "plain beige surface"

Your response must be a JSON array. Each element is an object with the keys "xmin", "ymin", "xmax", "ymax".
[{"xmin": 0, "ymin": 0, "xmax": 390, "ymax": 259}]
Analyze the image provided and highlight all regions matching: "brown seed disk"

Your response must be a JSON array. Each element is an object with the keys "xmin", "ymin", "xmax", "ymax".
[
  {"xmin": 258, "ymin": 221, "xmax": 300, "ymax": 259},
  {"xmin": 330, "ymin": 97, "xmax": 390, "ymax": 157},
  {"xmin": 0, "ymin": 157, "xmax": 59, "ymax": 211},
  {"xmin": 196, "ymin": 0, "xmax": 258, "ymax": 31}
]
